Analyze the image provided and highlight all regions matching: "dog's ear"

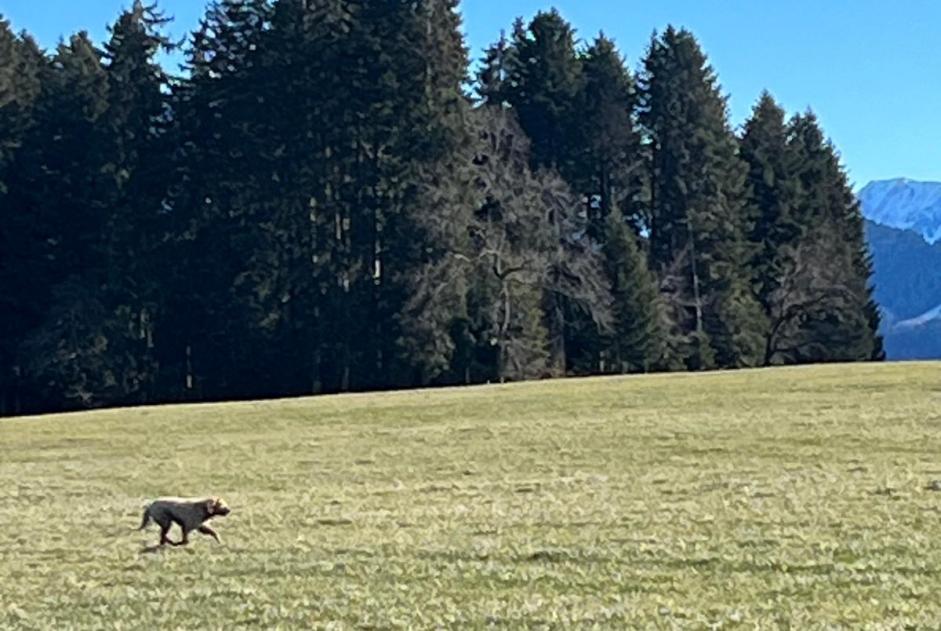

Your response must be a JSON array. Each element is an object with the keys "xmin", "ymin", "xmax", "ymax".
[{"xmin": 206, "ymin": 498, "xmax": 216, "ymax": 513}]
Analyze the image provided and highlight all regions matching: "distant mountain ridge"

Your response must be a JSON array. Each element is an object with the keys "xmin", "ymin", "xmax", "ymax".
[
  {"xmin": 864, "ymin": 221, "xmax": 941, "ymax": 323},
  {"xmin": 860, "ymin": 181, "xmax": 941, "ymax": 359},
  {"xmin": 859, "ymin": 178, "xmax": 941, "ymax": 244}
]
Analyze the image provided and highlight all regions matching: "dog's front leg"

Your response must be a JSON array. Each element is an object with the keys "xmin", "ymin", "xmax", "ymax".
[
  {"xmin": 159, "ymin": 524, "xmax": 177, "ymax": 547},
  {"xmin": 175, "ymin": 528, "xmax": 191, "ymax": 546},
  {"xmin": 198, "ymin": 524, "xmax": 221, "ymax": 543},
  {"xmin": 165, "ymin": 517, "xmax": 189, "ymax": 546}
]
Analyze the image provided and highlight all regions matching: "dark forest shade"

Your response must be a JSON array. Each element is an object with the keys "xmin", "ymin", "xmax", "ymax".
[{"xmin": 0, "ymin": 2, "xmax": 881, "ymax": 417}]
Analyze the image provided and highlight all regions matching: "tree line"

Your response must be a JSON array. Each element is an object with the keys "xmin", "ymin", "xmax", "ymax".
[{"xmin": 0, "ymin": 1, "xmax": 882, "ymax": 417}]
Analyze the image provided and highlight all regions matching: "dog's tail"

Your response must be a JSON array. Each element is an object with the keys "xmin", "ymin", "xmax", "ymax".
[{"xmin": 137, "ymin": 505, "xmax": 152, "ymax": 530}]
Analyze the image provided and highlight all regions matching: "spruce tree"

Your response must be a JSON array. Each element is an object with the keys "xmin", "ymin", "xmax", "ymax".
[
  {"xmin": 478, "ymin": 12, "xmax": 618, "ymax": 375},
  {"xmin": 786, "ymin": 112, "xmax": 883, "ymax": 362},
  {"xmin": 573, "ymin": 34, "xmax": 644, "ymax": 239},
  {"xmin": 9, "ymin": 33, "xmax": 115, "ymax": 409},
  {"xmin": 81, "ymin": 0, "xmax": 172, "ymax": 402},
  {"xmin": 475, "ymin": 30, "xmax": 511, "ymax": 105},
  {"xmin": 494, "ymin": 10, "xmax": 582, "ymax": 177},
  {"xmin": 740, "ymin": 92, "xmax": 803, "ymax": 363},
  {"xmin": 602, "ymin": 212, "xmax": 668, "ymax": 372},
  {"xmin": 639, "ymin": 27, "xmax": 767, "ymax": 369},
  {"xmin": 235, "ymin": 0, "xmax": 469, "ymax": 394},
  {"xmin": 162, "ymin": 0, "xmax": 273, "ymax": 401},
  {"xmin": 0, "ymin": 23, "xmax": 45, "ymax": 414},
  {"xmin": 0, "ymin": 21, "xmax": 43, "ymax": 194}
]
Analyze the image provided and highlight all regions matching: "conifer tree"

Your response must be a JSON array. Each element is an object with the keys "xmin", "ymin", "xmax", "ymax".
[
  {"xmin": 602, "ymin": 212, "xmax": 670, "ymax": 372},
  {"xmin": 478, "ymin": 12, "xmax": 616, "ymax": 374},
  {"xmin": 639, "ymin": 27, "xmax": 767, "ymax": 369},
  {"xmin": 0, "ymin": 21, "xmax": 43, "ymax": 194},
  {"xmin": 475, "ymin": 30, "xmax": 511, "ymax": 105},
  {"xmin": 784, "ymin": 112, "xmax": 883, "ymax": 362},
  {"xmin": 0, "ymin": 23, "xmax": 45, "ymax": 413},
  {"xmin": 19, "ymin": 2, "xmax": 177, "ymax": 409},
  {"xmin": 95, "ymin": 0, "xmax": 175, "ymax": 403},
  {"xmin": 234, "ymin": 0, "xmax": 470, "ymax": 394},
  {"xmin": 740, "ymin": 92, "xmax": 804, "ymax": 363},
  {"xmin": 162, "ymin": 0, "xmax": 273, "ymax": 401},
  {"xmin": 573, "ymin": 34, "xmax": 644, "ymax": 239},
  {"xmin": 493, "ymin": 10, "xmax": 582, "ymax": 177},
  {"xmin": 9, "ymin": 33, "xmax": 114, "ymax": 409},
  {"xmin": 741, "ymin": 93, "xmax": 801, "ymax": 298}
]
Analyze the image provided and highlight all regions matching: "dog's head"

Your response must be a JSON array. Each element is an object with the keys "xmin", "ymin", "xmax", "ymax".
[{"xmin": 206, "ymin": 497, "xmax": 231, "ymax": 517}]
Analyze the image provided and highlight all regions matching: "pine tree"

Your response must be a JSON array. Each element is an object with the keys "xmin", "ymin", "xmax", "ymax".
[
  {"xmin": 474, "ymin": 30, "xmax": 511, "ymax": 105},
  {"xmin": 563, "ymin": 34, "xmax": 646, "ymax": 373},
  {"xmin": 639, "ymin": 27, "xmax": 767, "ymax": 369},
  {"xmin": 0, "ymin": 21, "xmax": 43, "ymax": 194}
]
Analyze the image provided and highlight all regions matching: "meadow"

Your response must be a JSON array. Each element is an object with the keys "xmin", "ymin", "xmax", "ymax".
[{"xmin": 1, "ymin": 362, "xmax": 940, "ymax": 629}]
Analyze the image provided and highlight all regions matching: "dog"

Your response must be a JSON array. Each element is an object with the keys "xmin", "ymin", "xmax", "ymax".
[{"xmin": 138, "ymin": 496, "xmax": 231, "ymax": 547}]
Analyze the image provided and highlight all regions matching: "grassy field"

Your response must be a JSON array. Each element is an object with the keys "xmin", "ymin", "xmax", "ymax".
[{"xmin": 1, "ymin": 363, "xmax": 940, "ymax": 629}]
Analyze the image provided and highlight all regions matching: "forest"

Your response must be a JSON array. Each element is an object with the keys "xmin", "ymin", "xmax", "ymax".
[{"xmin": 0, "ymin": 1, "xmax": 882, "ymax": 416}]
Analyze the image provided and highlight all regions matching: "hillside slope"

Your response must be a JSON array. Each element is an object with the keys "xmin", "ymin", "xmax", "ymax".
[
  {"xmin": 864, "ymin": 221, "xmax": 941, "ymax": 358},
  {"xmin": 2, "ymin": 363, "xmax": 941, "ymax": 627},
  {"xmin": 865, "ymin": 220, "xmax": 941, "ymax": 323}
]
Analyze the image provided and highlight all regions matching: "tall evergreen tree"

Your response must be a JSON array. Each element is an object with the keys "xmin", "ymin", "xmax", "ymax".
[
  {"xmin": 602, "ymin": 212, "xmax": 671, "ymax": 372},
  {"xmin": 94, "ymin": 0, "xmax": 175, "ymax": 404},
  {"xmin": 740, "ymin": 92, "xmax": 803, "ymax": 363},
  {"xmin": 162, "ymin": 0, "xmax": 273, "ymax": 401},
  {"xmin": 7, "ymin": 32, "xmax": 113, "ymax": 409},
  {"xmin": 639, "ymin": 27, "xmax": 767, "ymax": 369},
  {"xmin": 20, "ymin": 2, "xmax": 176, "ymax": 410},
  {"xmin": 0, "ymin": 21, "xmax": 43, "ymax": 194},
  {"xmin": 479, "ymin": 13, "xmax": 618, "ymax": 374},
  {"xmin": 234, "ymin": 0, "xmax": 469, "ymax": 394},
  {"xmin": 489, "ymin": 10, "xmax": 582, "ymax": 177},
  {"xmin": 475, "ymin": 30, "xmax": 511, "ymax": 105},
  {"xmin": 783, "ymin": 111, "xmax": 883, "ymax": 362},
  {"xmin": 573, "ymin": 34, "xmax": 644, "ymax": 239},
  {"xmin": 0, "ymin": 22, "xmax": 45, "ymax": 413}
]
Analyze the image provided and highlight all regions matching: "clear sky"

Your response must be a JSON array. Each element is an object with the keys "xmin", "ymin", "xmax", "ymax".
[{"xmin": 3, "ymin": 0, "xmax": 939, "ymax": 188}]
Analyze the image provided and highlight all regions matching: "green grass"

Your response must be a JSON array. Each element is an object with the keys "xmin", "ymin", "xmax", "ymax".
[{"xmin": 2, "ymin": 363, "xmax": 941, "ymax": 629}]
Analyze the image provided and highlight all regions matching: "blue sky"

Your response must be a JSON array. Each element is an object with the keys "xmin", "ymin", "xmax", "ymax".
[{"xmin": 3, "ymin": 0, "xmax": 939, "ymax": 188}]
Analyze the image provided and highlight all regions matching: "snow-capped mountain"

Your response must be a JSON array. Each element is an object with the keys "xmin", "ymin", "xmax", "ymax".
[{"xmin": 858, "ymin": 178, "xmax": 941, "ymax": 244}]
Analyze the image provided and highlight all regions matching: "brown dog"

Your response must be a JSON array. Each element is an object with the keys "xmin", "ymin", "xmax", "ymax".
[{"xmin": 138, "ymin": 496, "xmax": 231, "ymax": 547}]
